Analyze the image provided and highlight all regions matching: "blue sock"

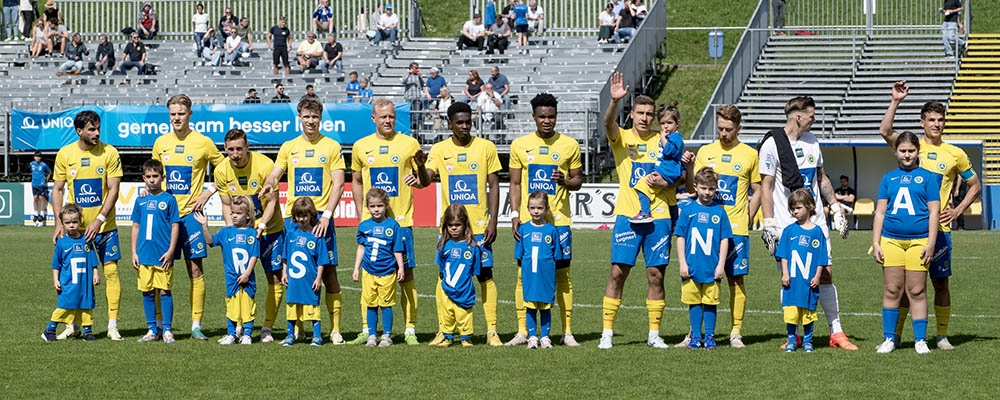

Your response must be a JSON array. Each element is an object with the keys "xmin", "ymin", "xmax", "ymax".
[
  {"xmin": 882, "ymin": 308, "xmax": 900, "ymax": 341},
  {"xmin": 82, "ymin": 325, "xmax": 92, "ymax": 334},
  {"xmin": 243, "ymin": 321, "xmax": 254, "ymax": 335},
  {"xmin": 381, "ymin": 306, "xmax": 393, "ymax": 336},
  {"xmin": 142, "ymin": 291, "xmax": 157, "ymax": 331},
  {"xmin": 913, "ymin": 319, "xmax": 928, "ymax": 342},
  {"xmin": 540, "ymin": 309, "xmax": 551, "ymax": 338},
  {"xmin": 703, "ymin": 305, "xmax": 717, "ymax": 337},
  {"xmin": 460, "ymin": 334, "xmax": 471, "ymax": 341},
  {"xmin": 312, "ymin": 320, "xmax": 321, "ymax": 339},
  {"xmin": 227, "ymin": 319, "xmax": 237, "ymax": 337},
  {"xmin": 367, "ymin": 307, "xmax": 379, "ymax": 335},
  {"xmin": 803, "ymin": 322, "xmax": 814, "ymax": 345},
  {"xmin": 46, "ymin": 321, "xmax": 58, "ymax": 332},
  {"xmin": 444, "ymin": 333, "xmax": 454, "ymax": 340},
  {"xmin": 286, "ymin": 320, "xmax": 295, "ymax": 338},
  {"xmin": 688, "ymin": 304, "xmax": 703, "ymax": 339},
  {"xmin": 526, "ymin": 308, "xmax": 538, "ymax": 337},
  {"xmin": 786, "ymin": 323, "xmax": 797, "ymax": 343},
  {"xmin": 638, "ymin": 192, "xmax": 651, "ymax": 214}
]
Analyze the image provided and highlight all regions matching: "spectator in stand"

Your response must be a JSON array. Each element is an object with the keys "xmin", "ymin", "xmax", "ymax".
[
  {"xmin": 501, "ymin": 0, "xmax": 515, "ymax": 29},
  {"xmin": 373, "ymin": 4, "xmax": 398, "ymax": 46},
  {"xmin": 29, "ymin": 19, "xmax": 49, "ymax": 58},
  {"xmin": 319, "ymin": 34, "xmax": 343, "ymax": 74},
  {"xmin": 458, "ymin": 13, "xmax": 486, "ymax": 52},
  {"xmin": 312, "ymin": 0, "xmax": 335, "ymax": 35},
  {"xmin": 3, "ymin": 0, "xmax": 18, "ymax": 41},
  {"xmin": 300, "ymin": 84, "xmax": 319, "ymax": 101},
  {"xmin": 632, "ymin": 0, "xmax": 648, "ymax": 26},
  {"xmin": 464, "ymin": 69, "xmax": 483, "ymax": 104},
  {"xmin": 611, "ymin": 0, "xmax": 624, "ymax": 15},
  {"xmin": 432, "ymin": 86, "xmax": 454, "ymax": 130},
  {"xmin": 487, "ymin": 66, "xmax": 511, "ymax": 109},
  {"xmin": 56, "ymin": 33, "xmax": 87, "ymax": 75},
  {"xmin": 424, "ymin": 67, "xmax": 447, "ymax": 108},
  {"xmin": 243, "ymin": 88, "xmax": 261, "ymax": 103},
  {"xmin": 941, "ymin": 0, "xmax": 964, "ymax": 56},
  {"xmin": 486, "ymin": 17, "xmax": 510, "ymax": 55},
  {"xmin": 834, "ymin": 175, "xmax": 856, "ymax": 210},
  {"xmin": 47, "ymin": 18, "xmax": 68, "ymax": 54},
  {"xmin": 267, "ymin": 16, "xmax": 291, "ymax": 75},
  {"xmin": 219, "ymin": 7, "xmax": 238, "ymax": 41},
  {"xmin": 527, "ymin": 0, "xmax": 544, "ymax": 34},
  {"xmin": 613, "ymin": 0, "xmax": 637, "ymax": 44},
  {"xmin": 512, "ymin": 0, "xmax": 529, "ymax": 53},
  {"xmin": 223, "ymin": 25, "xmax": 243, "ymax": 66},
  {"xmin": 359, "ymin": 77, "xmax": 373, "ymax": 104},
  {"xmin": 234, "ymin": 17, "xmax": 253, "ymax": 55},
  {"xmin": 19, "ymin": 0, "xmax": 34, "ymax": 40},
  {"xmin": 346, "ymin": 71, "xmax": 360, "ymax": 101},
  {"xmin": 598, "ymin": 2, "xmax": 616, "ymax": 43},
  {"xmin": 192, "ymin": 3, "xmax": 210, "ymax": 57},
  {"xmin": 271, "ymin": 83, "xmax": 290, "ymax": 103},
  {"xmin": 484, "ymin": 0, "xmax": 497, "ymax": 28},
  {"xmin": 477, "ymin": 82, "xmax": 503, "ymax": 129},
  {"xmin": 772, "ymin": 0, "xmax": 786, "ymax": 33},
  {"xmin": 296, "ymin": 32, "xmax": 324, "ymax": 72},
  {"xmin": 92, "ymin": 34, "xmax": 115, "ymax": 75},
  {"xmin": 202, "ymin": 27, "xmax": 223, "ymax": 66},
  {"xmin": 402, "ymin": 62, "xmax": 425, "ymax": 124},
  {"xmin": 136, "ymin": 2, "xmax": 158, "ymax": 40},
  {"xmin": 43, "ymin": 0, "xmax": 58, "ymax": 23},
  {"xmin": 119, "ymin": 32, "xmax": 146, "ymax": 84}
]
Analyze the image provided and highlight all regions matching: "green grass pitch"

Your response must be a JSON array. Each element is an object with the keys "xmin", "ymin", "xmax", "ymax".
[{"xmin": 2, "ymin": 226, "xmax": 998, "ymax": 397}]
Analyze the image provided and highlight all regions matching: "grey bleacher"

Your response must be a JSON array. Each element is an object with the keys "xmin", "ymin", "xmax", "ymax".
[{"xmin": 735, "ymin": 34, "xmax": 957, "ymax": 137}]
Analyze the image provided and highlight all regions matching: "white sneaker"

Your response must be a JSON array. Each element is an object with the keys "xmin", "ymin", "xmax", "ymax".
[
  {"xmin": 107, "ymin": 328, "xmax": 123, "ymax": 341},
  {"xmin": 240, "ymin": 335, "xmax": 252, "ymax": 345},
  {"xmin": 539, "ymin": 336, "xmax": 553, "ymax": 349},
  {"xmin": 561, "ymin": 333, "xmax": 580, "ymax": 347},
  {"xmin": 526, "ymin": 336, "xmax": 539, "ymax": 349},
  {"xmin": 876, "ymin": 338, "xmax": 896, "ymax": 354},
  {"xmin": 675, "ymin": 332, "xmax": 692, "ymax": 348},
  {"xmin": 914, "ymin": 340, "xmax": 931, "ymax": 354},
  {"xmin": 365, "ymin": 334, "xmax": 378, "ymax": 347},
  {"xmin": 378, "ymin": 334, "xmax": 393, "ymax": 347},
  {"xmin": 137, "ymin": 330, "xmax": 159, "ymax": 343},
  {"xmin": 330, "ymin": 331, "xmax": 345, "ymax": 345},
  {"xmin": 729, "ymin": 334, "xmax": 745, "ymax": 349},
  {"xmin": 646, "ymin": 335, "xmax": 669, "ymax": 349},
  {"xmin": 219, "ymin": 335, "xmax": 236, "ymax": 345},
  {"xmin": 598, "ymin": 332, "xmax": 613, "ymax": 349},
  {"xmin": 56, "ymin": 325, "xmax": 77, "ymax": 340},
  {"xmin": 504, "ymin": 333, "xmax": 528, "ymax": 346},
  {"xmin": 261, "ymin": 328, "xmax": 274, "ymax": 343},
  {"xmin": 935, "ymin": 335, "xmax": 954, "ymax": 350}
]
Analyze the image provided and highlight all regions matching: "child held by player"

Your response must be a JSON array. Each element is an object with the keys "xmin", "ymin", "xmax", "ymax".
[
  {"xmin": 777, "ymin": 189, "xmax": 829, "ymax": 352},
  {"xmin": 282, "ymin": 198, "xmax": 330, "ymax": 347},
  {"xmin": 515, "ymin": 191, "xmax": 563, "ymax": 349},
  {"xmin": 871, "ymin": 131, "xmax": 940, "ymax": 354},
  {"xmin": 42, "ymin": 204, "xmax": 101, "ymax": 342},
  {"xmin": 131, "ymin": 159, "xmax": 181, "ymax": 343},
  {"xmin": 674, "ymin": 167, "xmax": 731, "ymax": 349},
  {"xmin": 195, "ymin": 196, "xmax": 260, "ymax": 345},
  {"xmin": 631, "ymin": 101, "xmax": 685, "ymax": 223},
  {"xmin": 352, "ymin": 188, "xmax": 405, "ymax": 348},
  {"xmin": 433, "ymin": 204, "xmax": 482, "ymax": 348}
]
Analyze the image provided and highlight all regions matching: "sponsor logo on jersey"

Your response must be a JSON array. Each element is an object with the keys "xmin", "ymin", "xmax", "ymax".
[
  {"xmin": 938, "ymin": 162, "xmax": 947, "ymax": 171},
  {"xmin": 146, "ymin": 199, "xmax": 158, "ymax": 210},
  {"xmin": 458, "ymin": 153, "xmax": 467, "ymax": 162},
  {"xmin": 721, "ymin": 154, "xmax": 732, "ymax": 163},
  {"xmin": 185, "ymin": 154, "xmax": 195, "ymax": 163},
  {"xmin": 158, "ymin": 201, "xmax": 167, "ymax": 210},
  {"xmin": 319, "ymin": 155, "xmax": 327, "ymax": 164},
  {"xmin": 544, "ymin": 235, "xmax": 552, "ymax": 244},
  {"xmin": 374, "ymin": 226, "xmax": 384, "ymax": 236},
  {"xmin": 527, "ymin": 164, "xmax": 557, "ymax": 195},
  {"xmin": 638, "ymin": 144, "xmax": 647, "ymax": 152},
  {"xmin": 165, "ymin": 166, "xmax": 193, "ymax": 195},
  {"xmin": 469, "ymin": 161, "xmax": 479, "ymax": 171},
  {"xmin": 74, "ymin": 178, "xmax": 103, "ymax": 207},
  {"xmin": 371, "ymin": 167, "xmax": 399, "ymax": 197},
  {"xmin": 915, "ymin": 176, "xmax": 924, "ymax": 184},
  {"xmin": 379, "ymin": 145, "xmax": 389, "ymax": 154},
  {"xmin": 448, "ymin": 174, "xmax": 478, "ymax": 205},
  {"xmin": 531, "ymin": 232, "xmax": 542, "ymax": 242},
  {"xmin": 307, "ymin": 241, "xmax": 315, "ymax": 250},
  {"xmin": 450, "ymin": 248, "xmax": 461, "ymax": 257},
  {"xmin": 629, "ymin": 162, "xmax": 655, "ymax": 188},
  {"xmin": 901, "ymin": 175, "xmax": 912, "ymax": 184},
  {"xmin": 711, "ymin": 215, "xmax": 720, "ymax": 224},
  {"xmin": 797, "ymin": 235, "xmax": 809, "ymax": 247},
  {"xmin": 697, "ymin": 212, "xmax": 709, "ymax": 223},
  {"xmin": 794, "ymin": 148, "xmax": 804, "ymax": 158},
  {"xmin": 539, "ymin": 146, "xmax": 549, "ymax": 155},
  {"xmin": 175, "ymin": 145, "xmax": 184, "ymax": 154},
  {"xmin": 928, "ymin": 152, "xmax": 937, "ymax": 160},
  {"xmin": 96, "ymin": 166, "xmax": 105, "ymax": 175},
  {"xmin": 305, "ymin": 149, "xmax": 314, "ymax": 158},
  {"xmin": 799, "ymin": 167, "xmax": 816, "ymax": 190},
  {"xmin": 73, "ymin": 243, "xmax": 85, "ymax": 253},
  {"xmin": 714, "ymin": 174, "xmax": 738, "ymax": 206},
  {"xmin": 385, "ymin": 228, "xmax": 393, "ymax": 237},
  {"xmin": 551, "ymin": 152, "xmax": 561, "ymax": 161},
  {"xmin": 614, "ymin": 230, "xmax": 636, "ymax": 243},
  {"xmin": 247, "ymin": 236, "xmax": 255, "ymax": 245},
  {"xmin": 294, "ymin": 167, "xmax": 323, "ymax": 196},
  {"xmin": 463, "ymin": 251, "xmax": 472, "ymax": 259},
  {"xmin": 236, "ymin": 234, "xmax": 247, "ymax": 244},
  {"xmin": 811, "ymin": 239, "xmax": 820, "ymax": 248},
  {"xmin": 296, "ymin": 236, "xmax": 307, "ymax": 247},
  {"xmin": 81, "ymin": 158, "xmax": 90, "ymax": 167},
  {"xmin": 732, "ymin": 162, "xmax": 743, "ymax": 172}
]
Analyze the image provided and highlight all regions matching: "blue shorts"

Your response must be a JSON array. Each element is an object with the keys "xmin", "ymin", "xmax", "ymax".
[
  {"xmin": 556, "ymin": 226, "xmax": 572, "ymax": 261},
  {"xmin": 93, "ymin": 229, "xmax": 122, "ymax": 263},
  {"xmin": 32, "ymin": 185, "xmax": 48, "ymax": 197},
  {"xmin": 515, "ymin": 24, "xmax": 528, "ymax": 33},
  {"xmin": 174, "ymin": 213, "xmax": 208, "ymax": 260},
  {"xmin": 285, "ymin": 217, "xmax": 338, "ymax": 266},
  {"xmin": 259, "ymin": 230, "xmax": 286, "ymax": 273},
  {"xmin": 474, "ymin": 233, "xmax": 495, "ymax": 268},
  {"xmin": 725, "ymin": 235, "xmax": 750, "ymax": 277},
  {"xmin": 400, "ymin": 227, "xmax": 415, "ymax": 269},
  {"xmin": 930, "ymin": 231, "xmax": 952, "ymax": 279},
  {"xmin": 610, "ymin": 215, "xmax": 672, "ymax": 267}
]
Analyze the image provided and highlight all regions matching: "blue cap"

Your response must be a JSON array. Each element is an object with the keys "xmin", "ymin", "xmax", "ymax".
[{"xmin": 385, "ymin": 4, "xmax": 392, "ymax": 9}]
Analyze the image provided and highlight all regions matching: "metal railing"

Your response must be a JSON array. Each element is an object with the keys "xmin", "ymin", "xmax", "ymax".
[
  {"xmin": 467, "ymin": 0, "xmax": 605, "ymax": 36},
  {"xmin": 56, "ymin": 0, "xmax": 418, "ymax": 40},
  {"xmin": 781, "ymin": 0, "xmax": 973, "ymax": 38}
]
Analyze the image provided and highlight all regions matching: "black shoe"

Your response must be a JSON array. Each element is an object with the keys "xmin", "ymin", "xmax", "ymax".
[
  {"xmin": 83, "ymin": 332, "xmax": 96, "ymax": 341},
  {"xmin": 42, "ymin": 331, "xmax": 57, "ymax": 342}
]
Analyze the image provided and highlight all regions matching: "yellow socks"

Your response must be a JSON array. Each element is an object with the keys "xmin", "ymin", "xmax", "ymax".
[
  {"xmin": 935, "ymin": 305, "xmax": 951, "ymax": 336},
  {"xmin": 326, "ymin": 291, "xmax": 342, "ymax": 333},
  {"xmin": 603, "ymin": 296, "xmax": 622, "ymax": 331},
  {"xmin": 264, "ymin": 284, "xmax": 284, "ymax": 329},
  {"xmin": 730, "ymin": 283, "xmax": 746, "ymax": 335},
  {"xmin": 515, "ymin": 267, "xmax": 526, "ymax": 336},
  {"xmin": 556, "ymin": 268, "xmax": 573, "ymax": 334},
  {"xmin": 191, "ymin": 275, "xmax": 206, "ymax": 323},
  {"xmin": 104, "ymin": 262, "xmax": 120, "ymax": 320},
  {"xmin": 895, "ymin": 307, "xmax": 909, "ymax": 336},
  {"xmin": 400, "ymin": 279, "xmax": 418, "ymax": 329},
  {"xmin": 436, "ymin": 277, "xmax": 446, "ymax": 333},
  {"xmin": 646, "ymin": 299, "xmax": 664, "ymax": 331},
  {"xmin": 481, "ymin": 279, "xmax": 498, "ymax": 332},
  {"xmin": 359, "ymin": 302, "xmax": 368, "ymax": 331}
]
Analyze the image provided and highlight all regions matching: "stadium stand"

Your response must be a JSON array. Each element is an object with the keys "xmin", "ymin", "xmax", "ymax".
[{"xmin": 946, "ymin": 33, "xmax": 1000, "ymax": 184}]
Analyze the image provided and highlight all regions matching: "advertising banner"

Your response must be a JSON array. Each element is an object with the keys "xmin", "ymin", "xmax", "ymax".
[{"xmin": 0, "ymin": 183, "xmax": 25, "ymax": 225}]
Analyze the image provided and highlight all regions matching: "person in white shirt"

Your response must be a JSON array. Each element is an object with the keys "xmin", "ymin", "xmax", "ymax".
[
  {"xmin": 191, "ymin": 3, "xmax": 210, "ymax": 57},
  {"xmin": 527, "ymin": 0, "xmax": 545, "ymax": 33},
  {"xmin": 373, "ymin": 4, "xmax": 399, "ymax": 45},
  {"xmin": 632, "ymin": 0, "xmax": 648, "ymax": 26},
  {"xmin": 599, "ymin": 3, "xmax": 616, "ymax": 43},
  {"xmin": 223, "ymin": 26, "xmax": 242, "ymax": 65},
  {"xmin": 477, "ymin": 82, "xmax": 503, "ymax": 129},
  {"xmin": 458, "ymin": 14, "xmax": 486, "ymax": 51}
]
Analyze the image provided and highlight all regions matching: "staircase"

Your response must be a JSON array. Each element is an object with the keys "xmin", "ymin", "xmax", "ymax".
[{"xmin": 945, "ymin": 33, "xmax": 1000, "ymax": 184}]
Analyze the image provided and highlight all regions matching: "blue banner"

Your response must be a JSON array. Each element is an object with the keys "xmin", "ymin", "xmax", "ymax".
[{"xmin": 11, "ymin": 102, "xmax": 411, "ymax": 150}]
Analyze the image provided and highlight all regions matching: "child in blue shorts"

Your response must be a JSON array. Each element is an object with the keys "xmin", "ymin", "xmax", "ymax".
[{"xmin": 632, "ymin": 102, "xmax": 684, "ymax": 223}]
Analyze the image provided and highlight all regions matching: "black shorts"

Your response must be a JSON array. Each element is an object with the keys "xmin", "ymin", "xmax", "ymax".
[
  {"xmin": 515, "ymin": 24, "xmax": 529, "ymax": 33},
  {"xmin": 32, "ymin": 185, "xmax": 48, "ymax": 196},
  {"xmin": 272, "ymin": 47, "xmax": 289, "ymax": 67}
]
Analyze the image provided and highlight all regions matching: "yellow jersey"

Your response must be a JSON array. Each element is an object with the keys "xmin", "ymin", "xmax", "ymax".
[
  {"xmin": 213, "ymin": 151, "xmax": 284, "ymax": 235},
  {"xmin": 152, "ymin": 130, "xmax": 225, "ymax": 217},
  {"xmin": 509, "ymin": 132, "xmax": 582, "ymax": 227},
  {"xmin": 53, "ymin": 141, "xmax": 123, "ymax": 232},
  {"xmin": 919, "ymin": 139, "xmax": 976, "ymax": 233},
  {"xmin": 274, "ymin": 134, "xmax": 347, "ymax": 218},
  {"xmin": 427, "ymin": 137, "xmax": 502, "ymax": 234},
  {"xmin": 693, "ymin": 141, "xmax": 761, "ymax": 236},
  {"xmin": 609, "ymin": 128, "xmax": 675, "ymax": 220},
  {"xmin": 350, "ymin": 132, "xmax": 421, "ymax": 227}
]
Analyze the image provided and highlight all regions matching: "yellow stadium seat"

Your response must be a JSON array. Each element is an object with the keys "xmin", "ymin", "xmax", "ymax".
[{"xmin": 852, "ymin": 198, "xmax": 875, "ymax": 216}]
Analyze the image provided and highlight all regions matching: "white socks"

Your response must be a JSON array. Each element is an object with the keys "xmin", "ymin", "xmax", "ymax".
[
  {"xmin": 649, "ymin": 330, "xmax": 659, "ymax": 339},
  {"xmin": 192, "ymin": 321, "xmax": 202, "ymax": 330},
  {"xmin": 108, "ymin": 319, "xmax": 117, "ymax": 330},
  {"xmin": 404, "ymin": 327, "xmax": 415, "ymax": 336},
  {"xmin": 818, "ymin": 284, "xmax": 843, "ymax": 334},
  {"xmin": 603, "ymin": 329, "xmax": 613, "ymax": 336}
]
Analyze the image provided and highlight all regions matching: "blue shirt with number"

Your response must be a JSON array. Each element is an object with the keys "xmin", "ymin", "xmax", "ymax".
[
  {"xmin": 130, "ymin": 192, "xmax": 181, "ymax": 266},
  {"xmin": 777, "ymin": 223, "xmax": 829, "ymax": 310},
  {"xmin": 878, "ymin": 166, "xmax": 942, "ymax": 239},
  {"xmin": 515, "ymin": 222, "xmax": 561, "ymax": 304},
  {"xmin": 674, "ymin": 202, "xmax": 732, "ymax": 283},
  {"xmin": 357, "ymin": 218, "xmax": 404, "ymax": 276},
  {"xmin": 436, "ymin": 239, "xmax": 481, "ymax": 309},
  {"xmin": 284, "ymin": 227, "xmax": 330, "ymax": 305},
  {"xmin": 211, "ymin": 226, "xmax": 260, "ymax": 297},
  {"xmin": 52, "ymin": 235, "xmax": 99, "ymax": 309}
]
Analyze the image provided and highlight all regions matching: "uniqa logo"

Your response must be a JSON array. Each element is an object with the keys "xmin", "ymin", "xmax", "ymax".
[
  {"xmin": 375, "ymin": 172, "xmax": 392, "ymax": 185},
  {"xmin": 453, "ymin": 179, "xmax": 471, "ymax": 192},
  {"xmin": 168, "ymin": 170, "xmax": 185, "ymax": 182},
  {"xmin": 299, "ymin": 172, "xmax": 317, "ymax": 184}
]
